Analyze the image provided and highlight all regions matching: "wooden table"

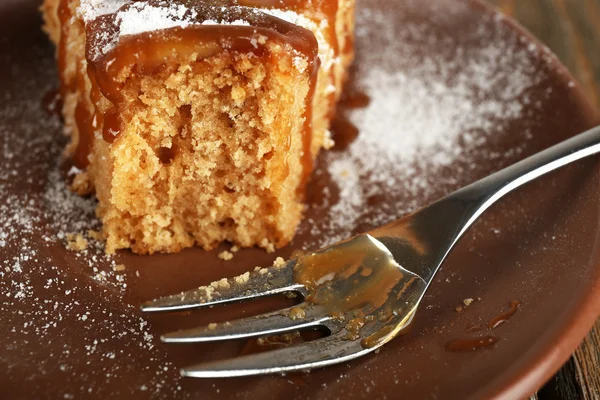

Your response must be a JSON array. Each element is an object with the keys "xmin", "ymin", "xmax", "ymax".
[{"xmin": 487, "ymin": 1, "xmax": 600, "ymax": 398}]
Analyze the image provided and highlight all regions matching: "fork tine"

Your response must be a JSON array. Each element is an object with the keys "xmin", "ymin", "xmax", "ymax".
[
  {"xmin": 161, "ymin": 304, "xmax": 330, "ymax": 343},
  {"xmin": 180, "ymin": 332, "xmax": 371, "ymax": 378},
  {"xmin": 141, "ymin": 260, "xmax": 303, "ymax": 313}
]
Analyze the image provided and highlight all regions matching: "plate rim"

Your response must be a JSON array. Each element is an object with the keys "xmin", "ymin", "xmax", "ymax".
[{"xmin": 468, "ymin": 1, "xmax": 600, "ymax": 398}]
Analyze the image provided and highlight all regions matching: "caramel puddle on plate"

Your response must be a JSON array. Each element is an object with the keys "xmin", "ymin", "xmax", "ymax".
[
  {"xmin": 445, "ymin": 300, "xmax": 521, "ymax": 353},
  {"xmin": 330, "ymin": 88, "xmax": 371, "ymax": 151},
  {"xmin": 488, "ymin": 300, "xmax": 521, "ymax": 329}
]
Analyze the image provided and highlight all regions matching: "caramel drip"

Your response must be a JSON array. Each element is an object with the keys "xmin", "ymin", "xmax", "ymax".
[
  {"xmin": 488, "ymin": 300, "xmax": 521, "ymax": 329},
  {"xmin": 296, "ymin": 56, "xmax": 320, "ymax": 197},
  {"xmin": 330, "ymin": 113, "xmax": 359, "ymax": 151},
  {"xmin": 72, "ymin": 100, "xmax": 94, "ymax": 167}
]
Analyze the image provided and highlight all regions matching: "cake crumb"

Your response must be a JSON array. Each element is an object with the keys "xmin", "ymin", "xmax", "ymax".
[
  {"xmin": 288, "ymin": 306, "xmax": 306, "ymax": 320},
  {"xmin": 322, "ymin": 129, "xmax": 335, "ymax": 149},
  {"xmin": 113, "ymin": 264, "xmax": 126, "ymax": 272},
  {"xmin": 218, "ymin": 250, "xmax": 234, "ymax": 261},
  {"xmin": 204, "ymin": 286, "xmax": 215, "ymax": 301},
  {"xmin": 87, "ymin": 229, "xmax": 103, "ymax": 241},
  {"xmin": 455, "ymin": 306, "xmax": 463, "ymax": 313},
  {"xmin": 260, "ymin": 238, "xmax": 275, "ymax": 253},
  {"xmin": 210, "ymin": 278, "xmax": 230, "ymax": 290},
  {"xmin": 66, "ymin": 233, "xmax": 88, "ymax": 251},
  {"xmin": 230, "ymin": 245, "xmax": 240, "ymax": 253},
  {"xmin": 463, "ymin": 298, "xmax": 474, "ymax": 307},
  {"xmin": 234, "ymin": 272, "xmax": 250, "ymax": 284},
  {"xmin": 208, "ymin": 323, "xmax": 217, "ymax": 330},
  {"xmin": 69, "ymin": 171, "xmax": 93, "ymax": 196},
  {"xmin": 272, "ymin": 257, "xmax": 286, "ymax": 268}
]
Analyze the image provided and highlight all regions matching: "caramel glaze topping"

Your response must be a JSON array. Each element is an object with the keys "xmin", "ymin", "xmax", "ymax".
[{"xmin": 57, "ymin": 0, "xmax": 333, "ymax": 194}]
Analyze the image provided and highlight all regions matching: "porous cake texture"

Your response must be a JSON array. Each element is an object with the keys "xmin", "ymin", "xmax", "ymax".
[{"xmin": 42, "ymin": 0, "xmax": 355, "ymax": 254}]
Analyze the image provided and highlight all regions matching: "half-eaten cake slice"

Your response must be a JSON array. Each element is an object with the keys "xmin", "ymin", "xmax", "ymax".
[{"xmin": 41, "ymin": 0, "xmax": 355, "ymax": 254}]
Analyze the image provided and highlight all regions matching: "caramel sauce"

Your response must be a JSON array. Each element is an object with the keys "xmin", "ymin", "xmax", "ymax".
[
  {"xmin": 102, "ymin": 107, "xmax": 121, "ymax": 144},
  {"xmin": 329, "ymin": 88, "xmax": 369, "ymax": 151},
  {"xmin": 330, "ymin": 113, "xmax": 359, "ymax": 151},
  {"xmin": 73, "ymin": 100, "xmax": 94, "ymax": 168},
  {"xmin": 445, "ymin": 335, "xmax": 500, "ymax": 353},
  {"xmin": 488, "ymin": 300, "xmax": 521, "ymax": 329},
  {"xmin": 339, "ymin": 88, "xmax": 371, "ymax": 109},
  {"xmin": 361, "ymin": 324, "xmax": 397, "ymax": 349},
  {"xmin": 296, "ymin": 57, "xmax": 320, "ymax": 197},
  {"xmin": 294, "ymin": 234, "xmax": 426, "ymax": 349},
  {"xmin": 295, "ymin": 236, "xmax": 408, "ymax": 313},
  {"xmin": 447, "ymin": 301, "xmax": 521, "ymax": 353}
]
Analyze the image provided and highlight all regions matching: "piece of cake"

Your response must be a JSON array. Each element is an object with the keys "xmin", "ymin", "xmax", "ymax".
[{"xmin": 41, "ymin": 0, "xmax": 355, "ymax": 254}]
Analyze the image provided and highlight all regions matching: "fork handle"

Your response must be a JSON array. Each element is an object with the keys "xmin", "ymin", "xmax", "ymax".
[
  {"xmin": 371, "ymin": 124, "xmax": 600, "ymax": 283},
  {"xmin": 452, "ymin": 124, "xmax": 600, "ymax": 240}
]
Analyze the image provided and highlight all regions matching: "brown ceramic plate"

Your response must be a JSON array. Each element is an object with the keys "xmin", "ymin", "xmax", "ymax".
[{"xmin": 2, "ymin": 0, "xmax": 600, "ymax": 399}]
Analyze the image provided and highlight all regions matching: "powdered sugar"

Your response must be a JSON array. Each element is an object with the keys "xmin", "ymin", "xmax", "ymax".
[
  {"xmin": 78, "ymin": 0, "xmax": 128, "ymax": 22},
  {"xmin": 83, "ymin": 1, "xmax": 258, "ymax": 60},
  {"xmin": 116, "ymin": 2, "xmax": 198, "ymax": 36},
  {"xmin": 297, "ymin": 4, "xmax": 554, "ymax": 249},
  {"xmin": 0, "ymin": 43, "xmax": 180, "ymax": 398}
]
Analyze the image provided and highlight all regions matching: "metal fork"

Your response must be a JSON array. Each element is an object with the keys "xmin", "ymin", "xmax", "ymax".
[{"xmin": 142, "ymin": 125, "xmax": 600, "ymax": 378}]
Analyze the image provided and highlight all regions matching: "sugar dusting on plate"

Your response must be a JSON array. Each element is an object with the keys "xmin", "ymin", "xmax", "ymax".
[
  {"xmin": 0, "ymin": 1, "xmax": 564, "ymax": 398},
  {"xmin": 298, "ymin": 4, "xmax": 555, "ymax": 250},
  {"xmin": 0, "ymin": 42, "xmax": 180, "ymax": 399}
]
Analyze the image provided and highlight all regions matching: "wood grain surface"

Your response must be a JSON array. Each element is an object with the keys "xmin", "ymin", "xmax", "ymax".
[{"xmin": 486, "ymin": 1, "xmax": 600, "ymax": 399}]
